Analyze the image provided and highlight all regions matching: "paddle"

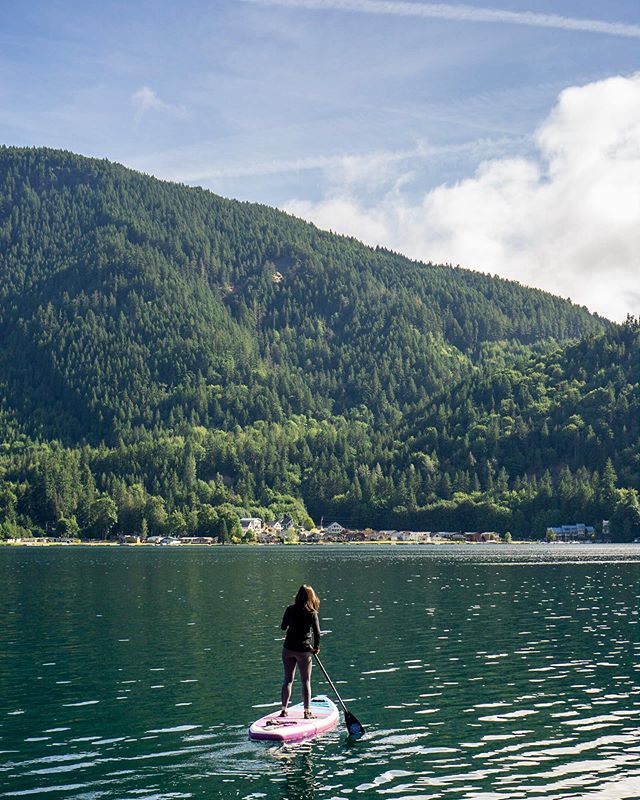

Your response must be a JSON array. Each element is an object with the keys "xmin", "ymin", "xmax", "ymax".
[{"xmin": 314, "ymin": 654, "xmax": 365, "ymax": 738}]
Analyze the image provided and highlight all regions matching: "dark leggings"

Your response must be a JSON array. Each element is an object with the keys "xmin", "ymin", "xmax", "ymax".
[{"xmin": 281, "ymin": 647, "xmax": 313, "ymax": 709}]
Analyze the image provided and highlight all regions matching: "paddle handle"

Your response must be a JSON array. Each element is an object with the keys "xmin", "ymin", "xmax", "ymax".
[{"xmin": 313, "ymin": 654, "xmax": 349, "ymax": 716}]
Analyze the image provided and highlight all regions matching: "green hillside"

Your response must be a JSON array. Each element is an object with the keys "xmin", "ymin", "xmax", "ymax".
[{"xmin": 0, "ymin": 146, "xmax": 637, "ymax": 541}]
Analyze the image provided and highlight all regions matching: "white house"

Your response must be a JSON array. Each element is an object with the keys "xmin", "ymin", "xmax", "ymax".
[
  {"xmin": 240, "ymin": 517, "xmax": 263, "ymax": 533},
  {"xmin": 264, "ymin": 520, "xmax": 283, "ymax": 533},
  {"xmin": 324, "ymin": 521, "xmax": 345, "ymax": 534},
  {"xmin": 399, "ymin": 531, "xmax": 432, "ymax": 543}
]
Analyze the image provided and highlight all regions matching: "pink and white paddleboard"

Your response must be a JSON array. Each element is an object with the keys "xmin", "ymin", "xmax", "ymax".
[{"xmin": 249, "ymin": 695, "xmax": 339, "ymax": 742}]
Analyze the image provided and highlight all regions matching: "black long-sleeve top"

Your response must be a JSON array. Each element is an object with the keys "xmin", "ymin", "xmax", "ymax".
[{"xmin": 281, "ymin": 604, "xmax": 321, "ymax": 652}]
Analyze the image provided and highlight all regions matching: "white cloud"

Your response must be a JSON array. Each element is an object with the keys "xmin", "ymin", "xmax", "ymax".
[
  {"xmin": 243, "ymin": 0, "xmax": 640, "ymax": 39},
  {"xmin": 131, "ymin": 86, "xmax": 186, "ymax": 124},
  {"xmin": 285, "ymin": 73, "xmax": 640, "ymax": 321}
]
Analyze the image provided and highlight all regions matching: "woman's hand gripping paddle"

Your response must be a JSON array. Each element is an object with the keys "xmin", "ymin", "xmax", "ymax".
[{"xmin": 314, "ymin": 654, "xmax": 365, "ymax": 738}]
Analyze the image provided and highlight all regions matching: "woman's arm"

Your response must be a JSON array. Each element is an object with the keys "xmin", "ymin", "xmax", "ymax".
[
  {"xmin": 281, "ymin": 606, "xmax": 291, "ymax": 631},
  {"xmin": 311, "ymin": 612, "xmax": 321, "ymax": 652}
]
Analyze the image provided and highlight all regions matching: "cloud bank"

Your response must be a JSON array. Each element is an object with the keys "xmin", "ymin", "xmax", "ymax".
[
  {"xmin": 285, "ymin": 74, "xmax": 640, "ymax": 321},
  {"xmin": 244, "ymin": 0, "xmax": 640, "ymax": 39}
]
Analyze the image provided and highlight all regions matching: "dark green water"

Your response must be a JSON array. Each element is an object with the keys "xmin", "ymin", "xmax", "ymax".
[{"xmin": 2, "ymin": 545, "xmax": 640, "ymax": 800}]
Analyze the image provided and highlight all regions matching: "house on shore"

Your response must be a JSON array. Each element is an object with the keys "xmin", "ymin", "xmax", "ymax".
[
  {"xmin": 324, "ymin": 521, "xmax": 345, "ymax": 535},
  {"xmin": 240, "ymin": 517, "xmax": 263, "ymax": 534},
  {"xmin": 396, "ymin": 530, "xmax": 432, "ymax": 543},
  {"xmin": 304, "ymin": 530, "xmax": 325, "ymax": 543},
  {"xmin": 369, "ymin": 530, "xmax": 396, "ymax": 541},
  {"xmin": 546, "ymin": 523, "xmax": 595, "ymax": 541},
  {"xmin": 257, "ymin": 530, "xmax": 281, "ymax": 544},
  {"xmin": 465, "ymin": 531, "xmax": 501, "ymax": 543},
  {"xmin": 435, "ymin": 531, "xmax": 467, "ymax": 542},
  {"xmin": 264, "ymin": 520, "xmax": 283, "ymax": 534},
  {"xmin": 180, "ymin": 536, "xmax": 217, "ymax": 544}
]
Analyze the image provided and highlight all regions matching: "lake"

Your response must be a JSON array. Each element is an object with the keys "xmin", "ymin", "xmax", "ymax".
[{"xmin": 2, "ymin": 544, "xmax": 640, "ymax": 800}]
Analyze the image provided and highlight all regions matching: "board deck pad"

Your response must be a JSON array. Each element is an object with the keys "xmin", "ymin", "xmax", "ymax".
[{"xmin": 249, "ymin": 695, "xmax": 339, "ymax": 742}]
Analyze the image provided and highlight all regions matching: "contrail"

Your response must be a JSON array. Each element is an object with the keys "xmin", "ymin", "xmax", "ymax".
[
  {"xmin": 241, "ymin": 0, "xmax": 640, "ymax": 39},
  {"xmin": 164, "ymin": 138, "xmax": 519, "ymax": 183}
]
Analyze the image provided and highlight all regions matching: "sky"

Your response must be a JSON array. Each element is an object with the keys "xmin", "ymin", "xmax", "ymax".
[{"xmin": 2, "ymin": 1, "xmax": 639, "ymax": 321}]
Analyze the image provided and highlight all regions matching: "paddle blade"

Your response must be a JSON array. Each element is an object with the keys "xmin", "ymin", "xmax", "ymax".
[{"xmin": 345, "ymin": 710, "xmax": 365, "ymax": 738}]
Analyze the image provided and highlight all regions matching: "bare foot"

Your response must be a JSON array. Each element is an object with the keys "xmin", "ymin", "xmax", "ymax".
[
  {"xmin": 304, "ymin": 710, "xmax": 315, "ymax": 719},
  {"xmin": 279, "ymin": 709, "xmax": 288, "ymax": 717}
]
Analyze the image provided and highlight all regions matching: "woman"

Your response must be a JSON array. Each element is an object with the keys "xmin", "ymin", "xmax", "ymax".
[{"xmin": 280, "ymin": 584, "xmax": 321, "ymax": 718}]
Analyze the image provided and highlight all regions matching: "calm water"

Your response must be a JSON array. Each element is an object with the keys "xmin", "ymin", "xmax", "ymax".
[{"xmin": 2, "ymin": 545, "xmax": 640, "ymax": 800}]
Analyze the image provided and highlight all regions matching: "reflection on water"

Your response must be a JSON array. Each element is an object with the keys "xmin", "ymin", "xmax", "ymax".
[
  {"xmin": 2, "ymin": 545, "xmax": 640, "ymax": 799},
  {"xmin": 278, "ymin": 748, "xmax": 315, "ymax": 800}
]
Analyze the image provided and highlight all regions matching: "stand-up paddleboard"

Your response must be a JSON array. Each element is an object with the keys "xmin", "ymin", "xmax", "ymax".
[{"xmin": 249, "ymin": 695, "xmax": 339, "ymax": 742}]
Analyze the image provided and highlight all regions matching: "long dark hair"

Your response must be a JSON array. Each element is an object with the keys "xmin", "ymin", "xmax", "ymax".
[{"xmin": 295, "ymin": 584, "xmax": 320, "ymax": 613}]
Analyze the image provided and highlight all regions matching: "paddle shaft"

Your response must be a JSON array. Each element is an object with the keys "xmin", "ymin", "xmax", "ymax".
[
  {"xmin": 313, "ymin": 654, "xmax": 349, "ymax": 716},
  {"xmin": 314, "ymin": 654, "xmax": 365, "ymax": 737}
]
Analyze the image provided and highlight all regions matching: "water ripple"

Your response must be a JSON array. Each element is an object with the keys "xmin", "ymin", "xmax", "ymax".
[{"xmin": 3, "ymin": 545, "xmax": 640, "ymax": 798}]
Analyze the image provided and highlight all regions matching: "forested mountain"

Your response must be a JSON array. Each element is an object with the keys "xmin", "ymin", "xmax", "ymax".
[{"xmin": 0, "ymin": 146, "xmax": 637, "ymax": 541}]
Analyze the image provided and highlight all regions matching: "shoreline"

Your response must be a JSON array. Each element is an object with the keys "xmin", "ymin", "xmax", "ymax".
[{"xmin": 0, "ymin": 539, "xmax": 614, "ymax": 547}]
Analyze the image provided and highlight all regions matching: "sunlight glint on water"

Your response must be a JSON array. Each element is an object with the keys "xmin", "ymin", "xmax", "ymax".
[{"xmin": 1, "ymin": 545, "xmax": 640, "ymax": 799}]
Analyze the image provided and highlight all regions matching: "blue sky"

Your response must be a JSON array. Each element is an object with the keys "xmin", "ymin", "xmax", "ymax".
[{"xmin": 2, "ymin": 1, "xmax": 639, "ymax": 319}]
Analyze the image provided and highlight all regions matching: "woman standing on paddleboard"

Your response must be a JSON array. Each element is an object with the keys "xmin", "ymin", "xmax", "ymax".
[{"xmin": 280, "ymin": 585, "xmax": 321, "ymax": 719}]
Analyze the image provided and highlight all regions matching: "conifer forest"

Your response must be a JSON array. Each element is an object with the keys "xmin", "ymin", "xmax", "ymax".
[{"xmin": 0, "ymin": 147, "xmax": 638, "ymax": 541}]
